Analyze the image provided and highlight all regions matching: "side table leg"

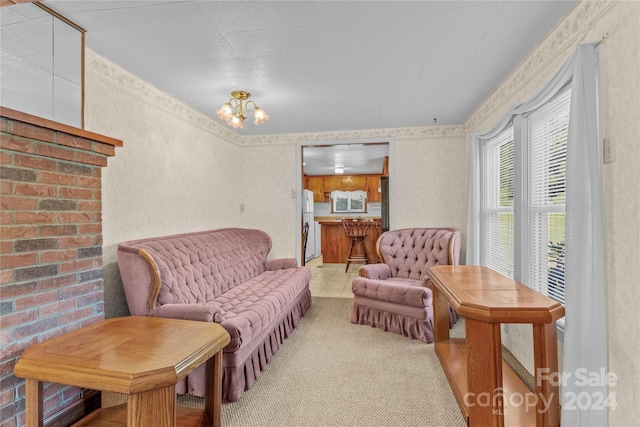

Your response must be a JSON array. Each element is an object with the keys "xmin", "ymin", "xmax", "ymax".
[
  {"xmin": 533, "ymin": 323, "xmax": 561, "ymax": 427},
  {"xmin": 466, "ymin": 319, "xmax": 504, "ymax": 427},
  {"xmin": 24, "ymin": 379, "xmax": 43, "ymax": 427},
  {"xmin": 205, "ymin": 351, "xmax": 223, "ymax": 427},
  {"xmin": 128, "ymin": 385, "xmax": 175, "ymax": 427},
  {"xmin": 432, "ymin": 284, "xmax": 450, "ymax": 343}
]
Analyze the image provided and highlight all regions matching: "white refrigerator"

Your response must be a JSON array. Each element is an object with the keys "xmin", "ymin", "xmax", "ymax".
[{"xmin": 303, "ymin": 189, "xmax": 316, "ymax": 262}]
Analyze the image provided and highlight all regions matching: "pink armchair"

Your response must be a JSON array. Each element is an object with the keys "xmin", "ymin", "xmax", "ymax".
[{"xmin": 350, "ymin": 228, "xmax": 461, "ymax": 343}]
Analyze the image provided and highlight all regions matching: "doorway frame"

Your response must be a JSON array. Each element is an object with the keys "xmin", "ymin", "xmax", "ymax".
[{"xmin": 295, "ymin": 137, "xmax": 395, "ymax": 266}]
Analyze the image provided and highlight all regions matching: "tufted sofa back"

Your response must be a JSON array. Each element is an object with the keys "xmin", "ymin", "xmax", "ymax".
[
  {"xmin": 376, "ymin": 228, "xmax": 461, "ymax": 280},
  {"xmin": 117, "ymin": 228, "xmax": 272, "ymax": 314}
]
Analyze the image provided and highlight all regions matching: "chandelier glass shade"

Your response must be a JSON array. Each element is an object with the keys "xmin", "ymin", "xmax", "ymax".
[{"xmin": 216, "ymin": 91, "xmax": 269, "ymax": 129}]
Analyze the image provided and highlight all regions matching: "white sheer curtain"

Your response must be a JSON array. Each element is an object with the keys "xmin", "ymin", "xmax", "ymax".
[
  {"xmin": 466, "ymin": 136, "xmax": 481, "ymax": 265},
  {"xmin": 562, "ymin": 44, "xmax": 606, "ymax": 427},
  {"xmin": 466, "ymin": 44, "xmax": 606, "ymax": 426}
]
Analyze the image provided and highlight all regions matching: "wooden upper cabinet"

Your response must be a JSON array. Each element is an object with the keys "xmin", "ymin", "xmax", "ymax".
[
  {"xmin": 304, "ymin": 176, "xmax": 324, "ymax": 201},
  {"xmin": 304, "ymin": 175, "xmax": 383, "ymax": 202},
  {"xmin": 368, "ymin": 177, "xmax": 381, "ymax": 202}
]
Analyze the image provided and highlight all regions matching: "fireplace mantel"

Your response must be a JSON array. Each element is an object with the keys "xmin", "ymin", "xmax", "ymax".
[{"xmin": 1, "ymin": 106, "xmax": 122, "ymax": 426}]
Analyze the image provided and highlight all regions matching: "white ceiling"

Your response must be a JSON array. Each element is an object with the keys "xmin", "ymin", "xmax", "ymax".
[
  {"xmin": 303, "ymin": 143, "xmax": 389, "ymax": 176},
  {"xmin": 41, "ymin": 0, "xmax": 576, "ymax": 138}
]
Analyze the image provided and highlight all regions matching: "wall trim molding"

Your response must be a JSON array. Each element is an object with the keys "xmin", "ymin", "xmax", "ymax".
[{"xmin": 239, "ymin": 124, "xmax": 467, "ymax": 146}]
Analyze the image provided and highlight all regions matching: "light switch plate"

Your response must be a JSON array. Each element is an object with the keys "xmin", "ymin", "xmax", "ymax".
[{"xmin": 604, "ymin": 138, "xmax": 615, "ymax": 164}]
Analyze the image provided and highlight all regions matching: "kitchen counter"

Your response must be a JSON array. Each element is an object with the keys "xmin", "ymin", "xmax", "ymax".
[{"xmin": 319, "ymin": 219, "xmax": 382, "ymax": 265}]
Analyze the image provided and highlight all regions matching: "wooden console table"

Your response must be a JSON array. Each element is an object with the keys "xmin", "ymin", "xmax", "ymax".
[
  {"xmin": 428, "ymin": 265, "xmax": 565, "ymax": 427},
  {"xmin": 14, "ymin": 316, "xmax": 230, "ymax": 427}
]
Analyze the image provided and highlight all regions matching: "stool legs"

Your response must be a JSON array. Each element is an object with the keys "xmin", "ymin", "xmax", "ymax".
[{"xmin": 345, "ymin": 236, "xmax": 368, "ymax": 272}]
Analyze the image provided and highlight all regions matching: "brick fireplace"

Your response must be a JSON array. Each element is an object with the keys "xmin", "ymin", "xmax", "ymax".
[{"xmin": 0, "ymin": 107, "xmax": 122, "ymax": 427}]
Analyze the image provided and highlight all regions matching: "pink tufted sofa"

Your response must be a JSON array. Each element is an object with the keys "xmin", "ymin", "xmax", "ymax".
[
  {"xmin": 117, "ymin": 228, "xmax": 311, "ymax": 402},
  {"xmin": 350, "ymin": 228, "xmax": 461, "ymax": 343}
]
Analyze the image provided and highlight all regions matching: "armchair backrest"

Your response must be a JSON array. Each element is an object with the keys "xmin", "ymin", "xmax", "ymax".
[{"xmin": 376, "ymin": 228, "xmax": 461, "ymax": 280}]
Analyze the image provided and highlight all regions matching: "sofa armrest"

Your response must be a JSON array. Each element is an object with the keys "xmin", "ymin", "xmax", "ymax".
[
  {"xmin": 265, "ymin": 258, "xmax": 298, "ymax": 270},
  {"xmin": 149, "ymin": 302, "xmax": 224, "ymax": 323},
  {"xmin": 358, "ymin": 263, "xmax": 392, "ymax": 280},
  {"xmin": 352, "ymin": 278, "xmax": 432, "ymax": 308}
]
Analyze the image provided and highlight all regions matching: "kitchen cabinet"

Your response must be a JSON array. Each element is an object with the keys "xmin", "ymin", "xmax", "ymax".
[{"xmin": 304, "ymin": 175, "xmax": 383, "ymax": 202}]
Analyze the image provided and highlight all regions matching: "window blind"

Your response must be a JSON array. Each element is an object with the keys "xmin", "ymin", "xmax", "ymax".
[
  {"xmin": 480, "ymin": 126, "xmax": 515, "ymax": 277},
  {"xmin": 526, "ymin": 87, "xmax": 570, "ymax": 304}
]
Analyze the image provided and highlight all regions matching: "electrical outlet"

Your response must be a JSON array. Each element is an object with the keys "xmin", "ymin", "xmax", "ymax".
[
  {"xmin": 239, "ymin": 203, "xmax": 245, "ymax": 213},
  {"xmin": 604, "ymin": 138, "xmax": 615, "ymax": 164},
  {"xmin": 291, "ymin": 188, "xmax": 297, "ymax": 199}
]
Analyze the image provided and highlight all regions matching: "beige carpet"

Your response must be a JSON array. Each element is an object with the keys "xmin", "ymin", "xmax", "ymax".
[{"xmin": 180, "ymin": 297, "xmax": 466, "ymax": 427}]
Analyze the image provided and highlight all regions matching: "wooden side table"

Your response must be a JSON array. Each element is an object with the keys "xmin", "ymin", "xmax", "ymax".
[
  {"xmin": 14, "ymin": 316, "xmax": 230, "ymax": 427},
  {"xmin": 429, "ymin": 265, "xmax": 565, "ymax": 427}
]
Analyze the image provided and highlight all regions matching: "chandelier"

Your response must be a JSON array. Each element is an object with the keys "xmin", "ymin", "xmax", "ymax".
[{"xmin": 216, "ymin": 91, "xmax": 269, "ymax": 129}]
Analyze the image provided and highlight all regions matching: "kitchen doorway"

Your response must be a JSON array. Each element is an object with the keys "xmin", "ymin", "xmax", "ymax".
[{"xmin": 297, "ymin": 140, "xmax": 392, "ymax": 269}]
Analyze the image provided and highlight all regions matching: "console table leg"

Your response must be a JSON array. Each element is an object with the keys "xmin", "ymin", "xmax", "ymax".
[
  {"xmin": 432, "ymin": 285, "xmax": 450, "ymax": 343},
  {"xmin": 206, "ymin": 351, "xmax": 223, "ymax": 427},
  {"xmin": 466, "ymin": 319, "xmax": 504, "ymax": 427},
  {"xmin": 128, "ymin": 385, "xmax": 175, "ymax": 427},
  {"xmin": 24, "ymin": 379, "xmax": 43, "ymax": 427},
  {"xmin": 533, "ymin": 323, "xmax": 561, "ymax": 427}
]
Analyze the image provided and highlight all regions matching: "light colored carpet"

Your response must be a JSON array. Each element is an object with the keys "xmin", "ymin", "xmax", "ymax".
[{"xmin": 180, "ymin": 297, "xmax": 467, "ymax": 427}]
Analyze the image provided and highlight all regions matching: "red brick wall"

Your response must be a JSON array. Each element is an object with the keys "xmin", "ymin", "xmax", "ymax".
[{"xmin": 0, "ymin": 108, "xmax": 121, "ymax": 427}]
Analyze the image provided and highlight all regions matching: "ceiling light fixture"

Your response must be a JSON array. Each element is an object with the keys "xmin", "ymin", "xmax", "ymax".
[{"xmin": 216, "ymin": 91, "xmax": 269, "ymax": 129}]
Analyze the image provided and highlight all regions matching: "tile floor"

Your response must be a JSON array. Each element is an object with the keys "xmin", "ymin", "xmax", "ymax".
[{"xmin": 305, "ymin": 255, "xmax": 360, "ymax": 299}]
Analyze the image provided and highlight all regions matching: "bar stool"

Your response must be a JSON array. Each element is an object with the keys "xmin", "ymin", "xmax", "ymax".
[
  {"xmin": 342, "ymin": 218, "xmax": 369, "ymax": 272},
  {"xmin": 302, "ymin": 221, "xmax": 310, "ymax": 266}
]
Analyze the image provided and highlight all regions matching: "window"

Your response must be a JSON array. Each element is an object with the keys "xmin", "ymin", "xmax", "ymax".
[
  {"xmin": 525, "ymin": 88, "xmax": 570, "ymax": 304},
  {"xmin": 331, "ymin": 190, "xmax": 367, "ymax": 213},
  {"xmin": 480, "ymin": 127, "xmax": 514, "ymax": 277},
  {"xmin": 480, "ymin": 86, "xmax": 570, "ymax": 305}
]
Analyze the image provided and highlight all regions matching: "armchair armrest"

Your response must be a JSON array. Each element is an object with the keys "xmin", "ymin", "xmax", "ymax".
[
  {"xmin": 358, "ymin": 263, "xmax": 392, "ymax": 280},
  {"xmin": 149, "ymin": 302, "xmax": 224, "ymax": 323},
  {"xmin": 265, "ymin": 258, "xmax": 298, "ymax": 270},
  {"xmin": 352, "ymin": 278, "xmax": 432, "ymax": 308}
]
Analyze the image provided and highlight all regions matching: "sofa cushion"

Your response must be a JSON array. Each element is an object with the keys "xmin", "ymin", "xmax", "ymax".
[{"xmin": 215, "ymin": 267, "xmax": 311, "ymax": 352}]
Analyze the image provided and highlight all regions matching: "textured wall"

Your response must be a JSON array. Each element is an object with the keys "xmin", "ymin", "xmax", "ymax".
[
  {"xmin": 237, "ymin": 144, "xmax": 299, "ymax": 259},
  {"xmin": 392, "ymin": 135, "xmax": 468, "ymax": 260},
  {"xmin": 84, "ymin": 51, "xmax": 244, "ymax": 319}
]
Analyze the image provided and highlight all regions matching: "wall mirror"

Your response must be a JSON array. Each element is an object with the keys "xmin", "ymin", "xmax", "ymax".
[
  {"xmin": 0, "ymin": 3, "xmax": 84, "ymax": 128},
  {"xmin": 331, "ymin": 190, "xmax": 367, "ymax": 214}
]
